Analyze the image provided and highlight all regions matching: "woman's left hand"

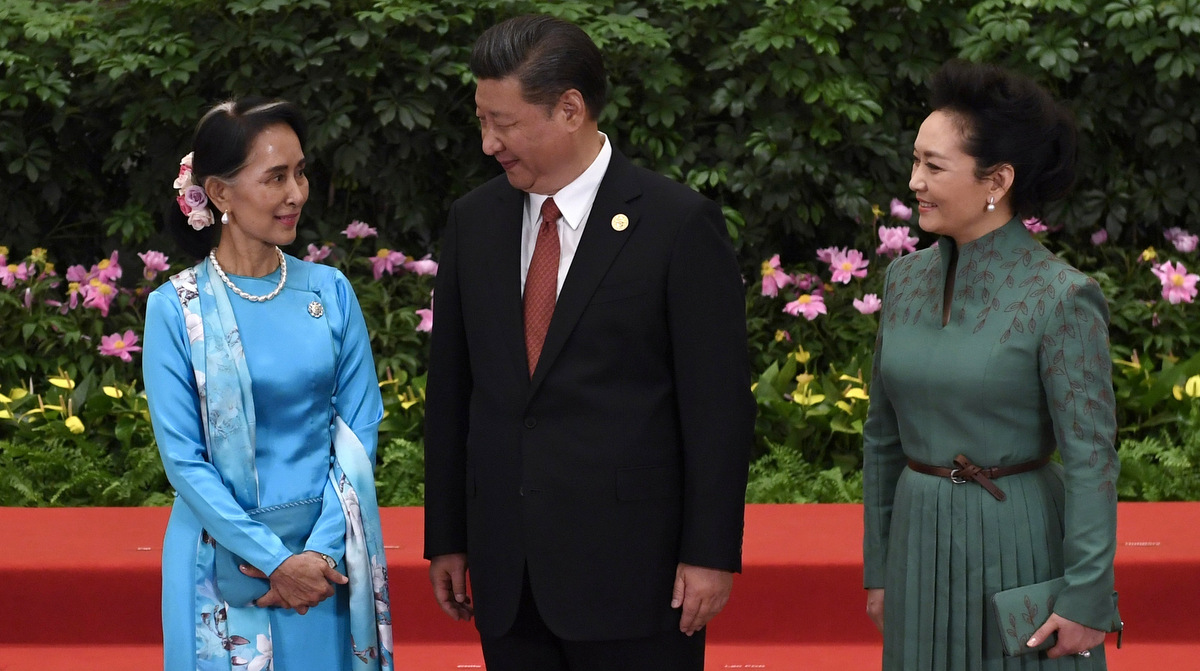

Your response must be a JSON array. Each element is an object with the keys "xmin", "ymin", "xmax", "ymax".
[{"xmin": 1027, "ymin": 612, "xmax": 1105, "ymax": 658}]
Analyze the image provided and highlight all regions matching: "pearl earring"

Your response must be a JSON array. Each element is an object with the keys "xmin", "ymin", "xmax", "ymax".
[
  {"xmin": 221, "ymin": 211, "xmax": 230, "ymax": 225},
  {"xmin": 986, "ymin": 197, "xmax": 995, "ymax": 212}
]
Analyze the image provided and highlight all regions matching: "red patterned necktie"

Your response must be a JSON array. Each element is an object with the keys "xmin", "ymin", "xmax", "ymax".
[{"xmin": 524, "ymin": 197, "xmax": 561, "ymax": 376}]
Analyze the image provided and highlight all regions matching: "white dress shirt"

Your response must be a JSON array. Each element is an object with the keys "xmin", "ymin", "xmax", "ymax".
[{"xmin": 520, "ymin": 132, "xmax": 613, "ymax": 297}]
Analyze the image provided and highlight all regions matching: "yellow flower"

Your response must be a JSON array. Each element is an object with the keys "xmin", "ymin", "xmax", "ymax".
[
  {"xmin": 1187, "ymin": 375, "xmax": 1200, "ymax": 398},
  {"xmin": 399, "ymin": 392, "xmax": 420, "ymax": 410},
  {"xmin": 45, "ymin": 263, "xmax": 55, "ymax": 274},
  {"xmin": 1141, "ymin": 247, "xmax": 1157, "ymax": 262},
  {"xmin": 774, "ymin": 330, "xmax": 787, "ymax": 342},
  {"xmin": 792, "ymin": 383, "xmax": 825, "ymax": 406},
  {"xmin": 794, "ymin": 346, "xmax": 811, "ymax": 365},
  {"xmin": 0, "ymin": 410, "xmax": 11, "ymax": 420},
  {"xmin": 795, "ymin": 373, "xmax": 814, "ymax": 387},
  {"xmin": 0, "ymin": 392, "xmax": 9, "ymax": 404},
  {"xmin": 871, "ymin": 204, "xmax": 884, "ymax": 219},
  {"xmin": 1113, "ymin": 351, "xmax": 1142, "ymax": 370},
  {"xmin": 9, "ymin": 387, "xmax": 27, "ymax": 400},
  {"xmin": 49, "ymin": 376, "xmax": 76, "ymax": 389},
  {"xmin": 31, "ymin": 248, "xmax": 48, "ymax": 262},
  {"xmin": 0, "ymin": 245, "xmax": 8, "ymax": 256},
  {"xmin": 65, "ymin": 416, "xmax": 85, "ymax": 434},
  {"xmin": 843, "ymin": 387, "xmax": 869, "ymax": 400},
  {"xmin": 102, "ymin": 386, "xmax": 124, "ymax": 399},
  {"xmin": 835, "ymin": 400, "xmax": 853, "ymax": 413}
]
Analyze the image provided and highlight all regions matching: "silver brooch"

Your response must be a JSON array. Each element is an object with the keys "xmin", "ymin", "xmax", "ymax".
[{"xmin": 308, "ymin": 301, "xmax": 324, "ymax": 318}]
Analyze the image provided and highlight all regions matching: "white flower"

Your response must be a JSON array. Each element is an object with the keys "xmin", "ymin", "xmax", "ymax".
[
  {"xmin": 247, "ymin": 634, "xmax": 273, "ymax": 671},
  {"xmin": 186, "ymin": 312, "xmax": 204, "ymax": 343}
]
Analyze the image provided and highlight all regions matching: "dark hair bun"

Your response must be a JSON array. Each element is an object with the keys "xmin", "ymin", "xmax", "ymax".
[{"xmin": 929, "ymin": 60, "xmax": 1077, "ymax": 216}]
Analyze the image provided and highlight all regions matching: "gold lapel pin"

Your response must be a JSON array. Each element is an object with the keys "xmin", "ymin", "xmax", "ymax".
[{"xmin": 611, "ymin": 213, "xmax": 629, "ymax": 231}]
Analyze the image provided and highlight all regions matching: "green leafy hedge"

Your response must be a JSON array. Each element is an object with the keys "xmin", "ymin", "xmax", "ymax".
[
  {"xmin": 4, "ymin": 0, "xmax": 1200, "ymax": 263},
  {"xmin": 4, "ymin": 0, "xmax": 1200, "ymax": 504}
]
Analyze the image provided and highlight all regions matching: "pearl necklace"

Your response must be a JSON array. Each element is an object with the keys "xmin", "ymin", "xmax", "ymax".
[{"xmin": 209, "ymin": 247, "xmax": 287, "ymax": 302}]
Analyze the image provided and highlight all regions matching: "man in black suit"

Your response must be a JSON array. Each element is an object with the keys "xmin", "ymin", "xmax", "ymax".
[{"xmin": 423, "ymin": 14, "xmax": 756, "ymax": 670}]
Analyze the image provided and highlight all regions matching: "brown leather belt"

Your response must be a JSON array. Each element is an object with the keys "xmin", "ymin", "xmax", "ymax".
[{"xmin": 906, "ymin": 454, "xmax": 1050, "ymax": 502}]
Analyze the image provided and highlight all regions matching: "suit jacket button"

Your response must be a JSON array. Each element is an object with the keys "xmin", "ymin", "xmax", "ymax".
[{"xmin": 524, "ymin": 417, "xmax": 536, "ymax": 429}]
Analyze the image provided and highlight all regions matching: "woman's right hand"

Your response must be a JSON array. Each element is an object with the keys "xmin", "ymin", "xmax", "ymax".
[
  {"xmin": 866, "ymin": 588, "xmax": 885, "ymax": 633},
  {"xmin": 245, "ymin": 553, "xmax": 347, "ymax": 614}
]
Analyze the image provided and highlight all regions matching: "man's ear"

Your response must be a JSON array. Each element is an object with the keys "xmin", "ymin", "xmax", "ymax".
[
  {"xmin": 558, "ymin": 89, "xmax": 588, "ymax": 130},
  {"xmin": 205, "ymin": 176, "xmax": 231, "ymax": 214}
]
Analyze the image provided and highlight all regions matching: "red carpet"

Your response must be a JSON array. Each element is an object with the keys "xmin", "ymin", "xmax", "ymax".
[{"xmin": 0, "ymin": 503, "xmax": 1196, "ymax": 670}]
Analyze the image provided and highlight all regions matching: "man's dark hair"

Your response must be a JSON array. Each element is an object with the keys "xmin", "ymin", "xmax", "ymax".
[{"xmin": 470, "ymin": 14, "xmax": 608, "ymax": 119}]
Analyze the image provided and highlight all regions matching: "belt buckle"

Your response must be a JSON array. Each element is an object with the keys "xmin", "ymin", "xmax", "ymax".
[{"xmin": 949, "ymin": 468, "xmax": 968, "ymax": 484}]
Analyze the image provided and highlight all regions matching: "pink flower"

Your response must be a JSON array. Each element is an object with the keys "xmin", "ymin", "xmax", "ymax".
[
  {"xmin": 65, "ymin": 264, "xmax": 88, "ymax": 283},
  {"xmin": 815, "ymin": 247, "xmax": 839, "ymax": 265},
  {"xmin": 81, "ymin": 279, "xmax": 118, "ymax": 316},
  {"xmin": 416, "ymin": 308, "xmax": 434, "ymax": 332},
  {"xmin": 93, "ymin": 251, "xmax": 122, "ymax": 283},
  {"xmin": 138, "ymin": 251, "xmax": 170, "ymax": 281},
  {"xmin": 784, "ymin": 293, "xmax": 827, "ymax": 320},
  {"xmin": 173, "ymin": 153, "xmax": 194, "ymax": 190},
  {"xmin": 369, "ymin": 249, "xmax": 406, "ymax": 280},
  {"xmin": 760, "ymin": 254, "xmax": 793, "ymax": 297},
  {"xmin": 1164, "ymin": 227, "xmax": 1185, "ymax": 244},
  {"xmin": 1, "ymin": 264, "xmax": 18, "ymax": 288},
  {"xmin": 98, "ymin": 330, "xmax": 142, "ymax": 362},
  {"xmin": 1091, "ymin": 229, "xmax": 1108, "ymax": 246},
  {"xmin": 889, "ymin": 198, "xmax": 913, "ymax": 221},
  {"xmin": 794, "ymin": 272, "xmax": 819, "ymax": 291},
  {"xmin": 1023, "ymin": 217, "xmax": 1048, "ymax": 233},
  {"xmin": 304, "ymin": 244, "xmax": 333, "ymax": 263},
  {"xmin": 1173, "ymin": 233, "xmax": 1199, "ymax": 253},
  {"xmin": 23, "ymin": 288, "xmax": 33, "ymax": 310},
  {"xmin": 180, "ymin": 185, "xmax": 208, "ymax": 213},
  {"xmin": 404, "ymin": 255, "xmax": 439, "ymax": 276},
  {"xmin": 876, "ymin": 225, "xmax": 918, "ymax": 258},
  {"xmin": 853, "ymin": 293, "xmax": 883, "ymax": 315},
  {"xmin": 829, "ymin": 249, "xmax": 869, "ymax": 284},
  {"xmin": 1151, "ymin": 260, "xmax": 1200, "ymax": 304},
  {"xmin": 343, "ymin": 220, "xmax": 378, "ymax": 239}
]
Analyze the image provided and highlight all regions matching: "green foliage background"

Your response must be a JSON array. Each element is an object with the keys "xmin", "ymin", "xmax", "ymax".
[
  {"xmin": 5, "ymin": 0, "xmax": 1199, "ymax": 263},
  {"xmin": 3, "ymin": 0, "xmax": 1200, "ymax": 505}
]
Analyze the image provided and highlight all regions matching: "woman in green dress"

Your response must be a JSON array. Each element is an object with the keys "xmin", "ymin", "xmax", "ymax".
[{"xmin": 862, "ymin": 61, "xmax": 1119, "ymax": 669}]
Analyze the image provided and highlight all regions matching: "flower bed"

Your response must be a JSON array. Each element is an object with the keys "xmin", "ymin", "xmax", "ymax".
[{"xmin": 3, "ymin": 205, "xmax": 1200, "ymax": 505}]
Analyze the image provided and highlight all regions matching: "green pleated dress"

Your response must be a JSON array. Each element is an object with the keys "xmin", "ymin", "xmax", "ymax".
[{"xmin": 863, "ymin": 218, "xmax": 1120, "ymax": 670}]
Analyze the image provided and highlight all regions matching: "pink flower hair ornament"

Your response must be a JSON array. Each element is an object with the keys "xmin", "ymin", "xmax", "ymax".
[{"xmin": 174, "ymin": 153, "xmax": 214, "ymax": 230}]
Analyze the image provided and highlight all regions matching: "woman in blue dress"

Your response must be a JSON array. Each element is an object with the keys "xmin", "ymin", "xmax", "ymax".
[{"xmin": 143, "ymin": 97, "xmax": 393, "ymax": 671}]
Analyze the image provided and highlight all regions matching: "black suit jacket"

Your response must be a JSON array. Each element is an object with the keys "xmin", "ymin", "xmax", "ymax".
[{"xmin": 423, "ymin": 148, "xmax": 755, "ymax": 641}]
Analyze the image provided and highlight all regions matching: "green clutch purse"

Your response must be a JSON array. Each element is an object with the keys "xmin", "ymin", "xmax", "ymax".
[{"xmin": 991, "ymin": 577, "xmax": 1123, "ymax": 656}]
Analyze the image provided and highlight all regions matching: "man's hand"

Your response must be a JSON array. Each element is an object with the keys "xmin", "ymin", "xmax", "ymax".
[
  {"xmin": 243, "ymin": 552, "xmax": 346, "ymax": 614},
  {"xmin": 1028, "ymin": 612, "xmax": 1105, "ymax": 658},
  {"xmin": 429, "ymin": 553, "xmax": 473, "ymax": 621},
  {"xmin": 671, "ymin": 563, "xmax": 733, "ymax": 636},
  {"xmin": 866, "ymin": 588, "xmax": 884, "ymax": 633}
]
